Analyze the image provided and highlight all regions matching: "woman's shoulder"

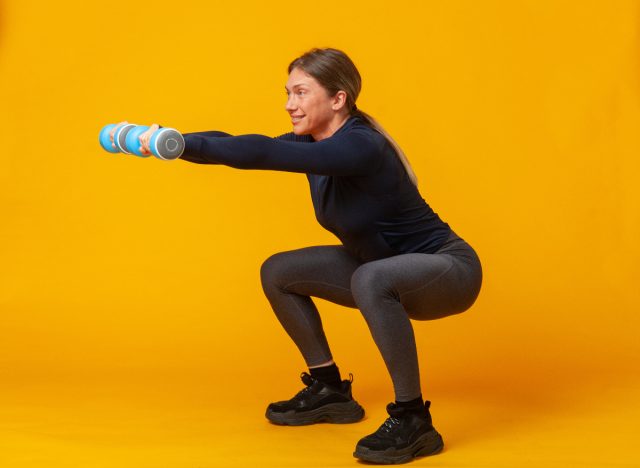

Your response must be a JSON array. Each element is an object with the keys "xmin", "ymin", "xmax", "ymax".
[{"xmin": 349, "ymin": 116, "xmax": 388, "ymax": 150}]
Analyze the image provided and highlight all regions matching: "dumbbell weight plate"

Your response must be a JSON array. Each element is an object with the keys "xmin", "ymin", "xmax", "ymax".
[
  {"xmin": 150, "ymin": 128, "xmax": 185, "ymax": 160},
  {"xmin": 99, "ymin": 124, "xmax": 120, "ymax": 153},
  {"xmin": 113, "ymin": 124, "xmax": 137, "ymax": 154}
]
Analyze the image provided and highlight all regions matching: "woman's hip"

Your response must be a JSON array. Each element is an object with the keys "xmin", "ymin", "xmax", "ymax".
[{"xmin": 402, "ymin": 230, "xmax": 483, "ymax": 319}]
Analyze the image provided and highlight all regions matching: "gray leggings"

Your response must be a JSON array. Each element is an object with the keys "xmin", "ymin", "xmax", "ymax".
[{"xmin": 259, "ymin": 230, "xmax": 483, "ymax": 401}]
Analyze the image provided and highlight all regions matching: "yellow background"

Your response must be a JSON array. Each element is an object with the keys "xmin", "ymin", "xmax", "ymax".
[{"xmin": 1, "ymin": 0, "xmax": 639, "ymax": 466}]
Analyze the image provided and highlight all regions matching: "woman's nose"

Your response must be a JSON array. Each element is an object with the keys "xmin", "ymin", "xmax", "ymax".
[{"xmin": 285, "ymin": 96, "xmax": 296, "ymax": 111}]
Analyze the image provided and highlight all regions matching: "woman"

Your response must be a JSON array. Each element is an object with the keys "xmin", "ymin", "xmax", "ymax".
[{"xmin": 121, "ymin": 47, "xmax": 483, "ymax": 464}]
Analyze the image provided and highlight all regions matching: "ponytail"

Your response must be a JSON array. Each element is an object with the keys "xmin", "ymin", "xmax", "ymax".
[{"xmin": 355, "ymin": 109, "xmax": 419, "ymax": 187}]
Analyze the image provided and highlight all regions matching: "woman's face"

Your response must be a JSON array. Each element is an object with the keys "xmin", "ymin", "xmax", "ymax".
[{"xmin": 285, "ymin": 67, "xmax": 342, "ymax": 138}]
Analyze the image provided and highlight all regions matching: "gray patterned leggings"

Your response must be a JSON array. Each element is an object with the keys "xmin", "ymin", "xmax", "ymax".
[{"xmin": 259, "ymin": 230, "xmax": 483, "ymax": 401}]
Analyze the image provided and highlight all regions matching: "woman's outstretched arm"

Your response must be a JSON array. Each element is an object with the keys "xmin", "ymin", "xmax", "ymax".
[{"xmin": 178, "ymin": 129, "xmax": 384, "ymax": 176}]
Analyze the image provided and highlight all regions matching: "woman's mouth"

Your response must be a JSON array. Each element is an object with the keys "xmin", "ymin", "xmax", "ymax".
[{"xmin": 292, "ymin": 115, "xmax": 305, "ymax": 124}]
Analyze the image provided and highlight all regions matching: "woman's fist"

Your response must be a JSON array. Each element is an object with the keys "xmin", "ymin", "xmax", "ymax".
[{"xmin": 138, "ymin": 123, "xmax": 160, "ymax": 156}]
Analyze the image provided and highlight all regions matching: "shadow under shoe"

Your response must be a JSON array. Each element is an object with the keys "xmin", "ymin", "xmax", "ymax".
[
  {"xmin": 265, "ymin": 372, "xmax": 365, "ymax": 426},
  {"xmin": 353, "ymin": 401, "xmax": 444, "ymax": 464}
]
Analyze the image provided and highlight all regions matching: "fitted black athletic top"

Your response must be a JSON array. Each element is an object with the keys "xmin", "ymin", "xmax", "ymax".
[{"xmin": 178, "ymin": 115, "xmax": 452, "ymax": 263}]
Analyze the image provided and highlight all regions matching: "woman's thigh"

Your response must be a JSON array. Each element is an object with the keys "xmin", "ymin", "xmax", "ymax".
[{"xmin": 260, "ymin": 244, "xmax": 362, "ymax": 308}]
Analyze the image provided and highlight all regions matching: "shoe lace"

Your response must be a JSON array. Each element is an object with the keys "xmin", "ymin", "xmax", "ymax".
[
  {"xmin": 380, "ymin": 416, "xmax": 401, "ymax": 433},
  {"xmin": 291, "ymin": 372, "xmax": 316, "ymax": 400}
]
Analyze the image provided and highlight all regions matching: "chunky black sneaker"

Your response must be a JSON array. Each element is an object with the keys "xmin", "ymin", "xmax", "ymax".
[
  {"xmin": 353, "ymin": 401, "xmax": 444, "ymax": 464},
  {"xmin": 265, "ymin": 372, "xmax": 365, "ymax": 426}
]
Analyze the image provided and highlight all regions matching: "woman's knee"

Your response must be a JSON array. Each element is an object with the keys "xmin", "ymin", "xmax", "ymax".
[
  {"xmin": 259, "ymin": 251, "xmax": 291, "ymax": 291},
  {"xmin": 350, "ymin": 262, "xmax": 397, "ymax": 303}
]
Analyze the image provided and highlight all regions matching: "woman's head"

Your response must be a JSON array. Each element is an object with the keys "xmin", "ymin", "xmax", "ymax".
[
  {"xmin": 285, "ymin": 48, "xmax": 361, "ymax": 140},
  {"xmin": 285, "ymin": 47, "xmax": 420, "ymax": 187}
]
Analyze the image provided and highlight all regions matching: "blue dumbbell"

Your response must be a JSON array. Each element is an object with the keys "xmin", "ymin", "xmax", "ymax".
[
  {"xmin": 99, "ymin": 123, "xmax": 184, "ymax": 160},
  {"xmin": 98, "ymin": 123, "xmax": 139, "ymax": 155}
]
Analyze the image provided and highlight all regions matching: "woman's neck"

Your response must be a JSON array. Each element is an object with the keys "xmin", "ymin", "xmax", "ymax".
[{"xmin": 312, "ymin": 113, "xmax": 352, "ymax": 141}]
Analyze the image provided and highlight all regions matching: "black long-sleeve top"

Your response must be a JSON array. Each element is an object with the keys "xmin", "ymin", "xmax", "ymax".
[{"xmin": 178, "ymin": 115, "xmax": 452, "ymax": 263}]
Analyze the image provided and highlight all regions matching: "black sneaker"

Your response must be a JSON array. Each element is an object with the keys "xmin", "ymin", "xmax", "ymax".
[
  {"xmin": 353, "ymin": 401, "xmax": 444, "ymax": 464},
  {"xmin": 265, "ymin": 371, "xmax": 365, "ymax": 426}
]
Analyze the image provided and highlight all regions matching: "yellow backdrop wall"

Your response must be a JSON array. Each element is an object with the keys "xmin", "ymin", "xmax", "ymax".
[{"xmin": 1, "ymin": 1, "xmax": 638, "ymax": 467}]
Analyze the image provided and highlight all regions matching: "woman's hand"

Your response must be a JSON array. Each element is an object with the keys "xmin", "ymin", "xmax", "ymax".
[
  {"xmin": 138, "ymin": 123, "xmax": 160, "ymax": 156},
  {"xmin": 109, "ymin": 121, "xmax": 128, "ymax": 150},
  {"xmin": 108, "ymin": 121, "xmax": 159, "ymax": 155}
]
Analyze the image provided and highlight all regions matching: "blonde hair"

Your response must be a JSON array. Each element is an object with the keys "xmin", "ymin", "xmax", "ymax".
[{"xmin": 288, "ymin": 48, "xmax": 419, "ymax": 187}]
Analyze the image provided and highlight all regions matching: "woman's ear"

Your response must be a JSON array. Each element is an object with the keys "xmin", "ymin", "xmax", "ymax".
[{"xmin": 332, "ymin": 90, "xmax": 348, "ymax": 111}]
